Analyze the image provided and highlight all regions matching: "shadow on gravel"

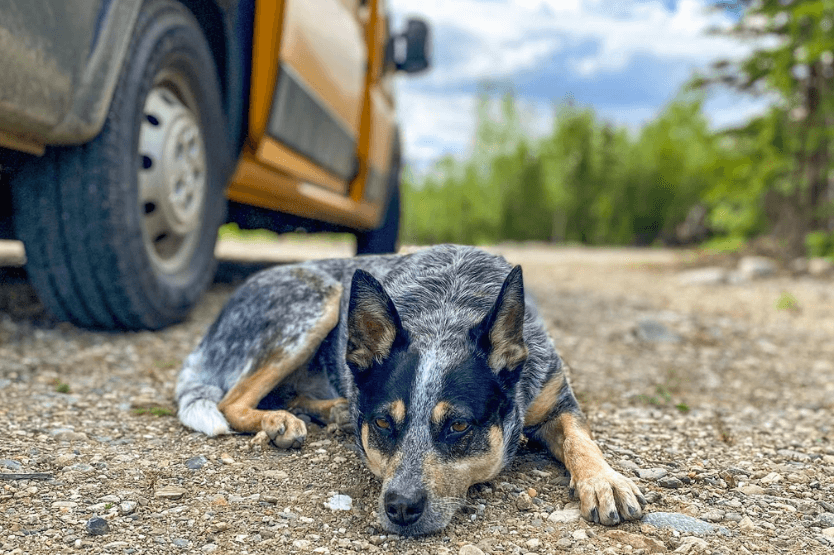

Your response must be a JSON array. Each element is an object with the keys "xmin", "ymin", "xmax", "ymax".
[{"xmin": 0, "ymin": 259, "xmax": 293, "ymax": 327}]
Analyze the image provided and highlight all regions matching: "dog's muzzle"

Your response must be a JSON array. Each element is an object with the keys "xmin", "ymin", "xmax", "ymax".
[{"xmin": 384, "ymin": 489, "xmax": 427, "ymax": 527}]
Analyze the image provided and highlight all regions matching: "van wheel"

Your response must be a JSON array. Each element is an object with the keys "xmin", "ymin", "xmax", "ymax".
[
  {"xmin": 356, "ymin": 140, "xmax": 401, "ymax": 255},
  {"xmin": 11, "ymin": 0, "xmax": 230, "ymax": 329}
]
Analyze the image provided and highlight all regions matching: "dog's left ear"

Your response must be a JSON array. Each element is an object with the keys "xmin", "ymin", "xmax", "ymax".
[
  {"xmin": 346, "ymin": 269, "xmax": 403, "ymax": 374},
  {"xmin": 477, "ymin": 265, "xmax": 528, "ymax": 378}
]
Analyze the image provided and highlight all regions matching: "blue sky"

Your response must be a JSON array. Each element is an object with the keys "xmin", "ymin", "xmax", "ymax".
[{"xmin": 389, "ymin": 0, "xmax": 767, "ymax": 168}]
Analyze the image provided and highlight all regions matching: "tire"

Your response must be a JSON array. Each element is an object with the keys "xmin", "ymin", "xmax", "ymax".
[
  {"xmin": 356, "ymin": 139, "xmax": 402, "ymax": 255},
  {"xmin": 11, "ymin": 0, "xmax": 231, "ymax": 330}
]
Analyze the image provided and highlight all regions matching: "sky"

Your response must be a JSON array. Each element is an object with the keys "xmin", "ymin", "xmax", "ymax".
[{"xmin": 388, "ymin": 0, "xmax": 769, "ymax": 169}]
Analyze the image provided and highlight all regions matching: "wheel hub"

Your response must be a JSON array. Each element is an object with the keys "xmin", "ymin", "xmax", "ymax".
[{"xmin": 162, "ymin": 113, "xmax": 205, "ymax": 235}]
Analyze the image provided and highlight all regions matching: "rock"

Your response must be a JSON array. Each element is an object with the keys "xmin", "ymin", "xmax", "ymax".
[
  {"xmin": 606, "ymin": 530, "xmax": 667, "ymax": 553},
  {"xmin": 818, "ymin": 513, "xmax": 834, "ymax": 528},
  {"xmin": 460, "ymin": 545, "xmax": 485, "ymax": 555},
  {"xmin": 658, "ymin": 476, "xmax": 684, "ymax": 489},
  {"xmin": 0, "ymin": 459, "xmax": 22, "ymax": 471},
  {"xmin": 119, "ymin": 501, "xmax": 137, "ymax": 515},
  {"xmin": 636, "ymin": 320, "xmax": 681, "ymax": 343},
  {"xmin": 292, "ymin": 539, "xmax": 311, "ymax": 550},
  {"xmin": 635, "ymin": 468, "xmax": 669, "ymax": 481},
  {"xmin": 555, "ymin": 538, "xmax": 573, "ymax": 549},
  {"xmin": 85, "ymin": 516, "xmax": 109, "ymax": 536},
  {"xmin": 808, "ymin": 257, "xmax": 834, "ymax": 276},
  {"xmin": 573, "ymin": 529, "xmax": 589, "ymax": 541},
  {"xmin": 642, "ymin": 512, "xmax": 729, "ymax": 536},
  {"xmin": 219, "ymin": 453, "xmax": 235, "ymax": 465},
  {"xmin": 678, "ymin": 267, "xmax": 727, "ymax": 286},
  {"xmin": 527, "ymin": 487, "xmax": 537, "ymax": 498},
  {"xmin": 735, "ymin": 485, "xmax": 765, "ymax": 495},
  {"xmin": 154, "ymin": 486, "xmax": 186, "ymax": 500},
  {"xmin": 185, "ymin": 456, "xmax": 207, "ymax": 470},
  {"xmin": 701, "ymin": 510, "xmax": 724, "ymax": 522},
  {"xmin": 822, "ymin": 527, "xmax": 834, "ymax": 538},
  {"xmin": 644, "ymin": 491, "xmax": 662, "ymax": 504},
  {"xmin": 172, "ymin": 538, "xmax": 189, "ymax": 547},
  {"xmin": 738, "ymin": 256, "xmax": 777, "ymax": 279},
  {"xmin": 50, "ymin": 428, "xmax": 89, "ymax": 442},
  {"xmin": 547, "ymin": 508, "xmax": 581, "ymax": 523},
  {"xmin": 99, "ymin": 494, "xmax": 120, "ymax": 504},
  {"xmin": 759, "ymin": 472, "xmax": 782, "ymax": 485},
  {"xmin": 515, "ymin": 491, "xmax": 534, "ymax": 511},
  {"xmin": 201, "ymin": 544, "xmax": 219, "ymax": 553},
  {"xmin": 738, "ymin": 516, "xmax": 755, "ymax": 531},
  {"xmin": 324, "ymin": 493, "xmax": 352, "ymax": 511},
  {"xmin": 52, "ymin": 501, "xmax": 78, "ymax": 509},
  {"xmin": 525, "ymin": 538, "xmax": 540, "ymax": 549},
  {"xmin": 674, "ymin": 537, "xmax": 709, "ymax": 554},
  {"xmin": 790, "ymin": 257, "xmax": 809, "ymax": 274}
]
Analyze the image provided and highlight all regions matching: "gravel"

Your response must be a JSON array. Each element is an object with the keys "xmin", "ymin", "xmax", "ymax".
[{"xmin": 1, "ymin": 241, "xmax": 833, "ymax": 554}]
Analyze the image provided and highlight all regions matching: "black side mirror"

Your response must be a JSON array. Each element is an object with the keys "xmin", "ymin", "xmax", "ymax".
[{"xmin": 387, "ymin": 18, "xmax": 431, "ymax": 74}]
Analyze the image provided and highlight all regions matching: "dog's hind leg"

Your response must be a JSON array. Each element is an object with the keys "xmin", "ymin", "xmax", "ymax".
[
  {"xmin": 215, "ymin": 269, "xmax": 343, "ymax": 448},
  {"xmin": 524, "ymin": 370, "xmax": 646, "ymax": 526},
  {"xmin": 288, "ymin": 396, "xmax": 351, "ymax": 429}
]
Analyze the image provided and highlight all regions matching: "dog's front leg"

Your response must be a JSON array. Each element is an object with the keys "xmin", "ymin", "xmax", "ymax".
[{"xmin": 525, "ymin": 373, "xmax": 645, "ymax": 525}]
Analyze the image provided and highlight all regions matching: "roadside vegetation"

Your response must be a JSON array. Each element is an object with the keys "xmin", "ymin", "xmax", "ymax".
[{"xmin": 402, "ymin": 1, "xmax": 834, "ymax": 261}]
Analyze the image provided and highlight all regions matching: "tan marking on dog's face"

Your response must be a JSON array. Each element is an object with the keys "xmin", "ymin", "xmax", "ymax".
[
  {"xmin": 422, "ymin": 425, "xmax": 505, "ymax": 505},
  {"xmin": 347, "ymin": 299, "xmax": 397, "ymax": 370},
  {"xmin": 523, "ymin": 373, "xmax": 566, "ymax": 427},
  {"xmin": 488, "ymin": 303, "xmax": 528, "ymax": 371},
  {"xmin": 430, "ymin": 401, "xmax": 452, "ymax": 425},
  {"xmin": 361, "ymin": 422, "xmax": 402, "ymax": 480},
  {"xmin": 389, "ymin": 399, "xmax": 406, "ymax": 425}
]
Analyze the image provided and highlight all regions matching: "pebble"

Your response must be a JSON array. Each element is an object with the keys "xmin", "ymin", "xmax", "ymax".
[
  {"xmin": 674, "ymin": 536, "xmax": 709, "ymax": 554},
  {"xmin": 635, "ymin": 468, "xmax": 668, "ymax": 481},
  {"xmin": 0, "ymin": 459, "xmax": 22, "ymax": 471},
  {"xmin": 555, "ymin": 538, "xmax": 573, "ymax": 549},
  {"xmin": 701, "ymin": 509, "xmax": 724, "ymax": 522},
  {"xmin": 642, "ymin": 512, "xmax": 729, "ymax": 536},
  {"xmin": 572, "ymin": 529, "xmax": 589, "ymax": 541},
  {"xmin": 172, "ymin": 538, "xmax": 189, "ymax": 547},
  {"xmin": 547, "ymin": 508, "xmax": 581, "ymax": 523},
  {"xmin": 85, "ymin": 516, "xmax": 110, "ymax": 536},
  {"xmin": 460, "ymin": 546, "xmax": 485, "ymax": 555},
  {"xmin": 525, "ymin": 538, "xmax": 540, "ymax": 549},
  {"xmin": 219, "ymin": 453, "xmax": 235, "ymax": 465},
  {"xmin": 201, "ymin": 544, "xmax": 219, "ymax": 553},
  {"xmin": 738, "ymin": 516, "xmax": 755, "ymax": 531},
  {"xmin": 658, "ymin": 476, "xmax": 684, "ymax": 489},
  {"xmin": 678, "ymin": 267, "xmax": 727, "ymax": 286},
  {"xmin": 822, "ymin": 528, "xmax": 834, "ymax": 538},
  {"xmin": 636, "ymin": 319, "xmax": 681, "ymax": 343},
  {"xmin": 154, "ymin": 486, "xmax": 186, "ymax": 499},
  {"xmin": 119, "ymin": 501, "xmax": 137, "ymax": 515},
  {"xmin": 324, "ymin": 493, "xmax": 352, "ymax": 511},
  {"xmin": 185, "ymin": 455, "xmax": 207, "ymax": 470},
  {"xmin": 818, "ymin": 513, "xmax": 834, "ymax": 528},
  {"xmin": 808, "ymin": 257, "xmax": 833, "ymax": 276},
  {"xmin": 606, "ymin": 530, "xmax": 666, "ymax": 553},
  {"xmin": 736, "ymin": 485, "xmax": 765, "ymax": 495},
  {"xmin": 515, "ymin": 492, "xmax": 534, "ymax": 511},
  {"xmin": 738, "ymin": 256, "xmax": 777, "ymax": 279}
]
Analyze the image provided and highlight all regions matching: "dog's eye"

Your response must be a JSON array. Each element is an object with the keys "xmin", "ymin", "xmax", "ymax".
[
  {"xmin": 374, "ymin": 417, "xmax": 391, "ymax": 430},
  {"xmin": 450, "ymin": 420, "xmax": 470, "ymax": 434}
]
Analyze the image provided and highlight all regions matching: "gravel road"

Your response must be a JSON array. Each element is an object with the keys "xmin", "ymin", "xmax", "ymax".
[{"xmin": 1, "ymin": 239, "xmax": 833, "ymax": 555}]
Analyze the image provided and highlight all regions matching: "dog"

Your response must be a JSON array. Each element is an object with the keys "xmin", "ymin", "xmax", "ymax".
[{"xmin": 176, "ymin": 245, "xmax": 645, "ymax": 536}]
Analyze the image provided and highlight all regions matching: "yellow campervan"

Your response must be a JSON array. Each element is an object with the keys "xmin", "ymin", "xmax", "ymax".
[{"xmin": 0, "ymin": 0, "xmax": 430, "ymax": 329}]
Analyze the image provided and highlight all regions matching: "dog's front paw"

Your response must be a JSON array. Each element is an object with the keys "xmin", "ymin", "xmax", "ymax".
[
  {"xmin": 261, "ymin": 410, "xmax": 307, "ymax": 449},
  {"xmin": 328, "ymin": 399, "xmax": 353, "ymax": 431},
  {"xmin": 570, "ymin": 467, "xmax": 646, "ymax": 525}
]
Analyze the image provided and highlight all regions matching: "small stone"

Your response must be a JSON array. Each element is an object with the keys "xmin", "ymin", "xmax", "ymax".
[
  {"xmin": 678, "ymin": 267, "xmax": 727, "ymax": 286},
  {"xmin": 674, "ymin": 537, "xmax": 708, "ymax": 554},
  {"xmin": 85, "ymin": 516, "xmax": 109, "ymax": 536},
  {"xmin": 99, "ymin": 494, "xmax": 120, "ymax": 504},
  {"xmin": 636, "ymin": 319, "xmax": 681, "ymax": 343},
  {"xmin": 172, "ymin": 538, "xmax": 189, "ymax": 548},
  {"xmin": 572, "ymin": 529, "xmax": 589, "ymax": 541},
  {"xmin": 292, "ymin": 539, "xmax": 311, "ymax": 550},
  {"xmin": 759, "ymin": 472, "xmax": 781, "ymax": 485},
  {"xmin": 52, "ymin": 501, "xmax": 78, "ymax": 509},
  {"xmin": 635, "ymin": 468, "xmax": 668, "ymax": 481},
  {"xmin": 202, "ymin": 544, "xmax": 219, "ymax": 553},
  {"xmin": 525, "ymin": 538, "xmax": 540, "ymax": 549},
  {"xmin": 642, "ymin": 512, "xmax": 728, "ymax": 536},
  {"xmin": 658, "ymin": 476, "xmax": 684, "ymax": 489},
  {"xmin": 154, "ymin": 486, "xmax": 186, "ymax": 500},
  {"xmin": 736, "ymin": 485, "xmax": 765, "ymax": 495},
  {"xmin": 818, "ymin": 513, "xmax": 834, "ymax": 528},
  {"xmin": 738, "ymin": 516, "xmax": 755, "ymax": 531},
  {"xmin": 555, "ymin": 538, "xmax": 573, "ymax": 549},
  {"xmin": 219, "ymin": 453, "xmax": 235, "ymax": 465},
  {"xmin": 527, "ymin": 487, "xmax": 537, "ymax": 498},
  {"xmin": 119, "ymin": 501, "xmax": 137, "ymax": 515},
  {"xmin": 515, "ymin": 492, "xmax": 534, "ymax": 511},
  {"xmin": 809, "ymin": 257, "xmax": 834, "ymax": 276},
  {"xmin": 251, "ymin": 431, "xmax": 271, "ymax": 448},
  {"xmin": 0, "ymin": 460, "xmax": 22, "ymax": 471},
  {"xmin": 548, "ymin": 508, "xmax": 581, "ymax": 523},
  {"xmin": 738, "ymin": 256, "xmax": 777, "ymax": 279},
  {"xmin": 185, "ymin": 456, "xmax": 207, "ymax": 470},
  {"xmin": 606, "ymin": 530, "xmax": 667, "ymax": 553},
  {"xmin": 324, "ymin": 493, "xmax": 352, "ymax": 511},
  {"xmin": 51, "ymin": 429, "xmax": 89, "ymax": 442},
  {"xmin": 701, "ymin": 510, "xmax": 724, "ymax": 522},
  {"xmin": 460, "ymin": 545, "xmax": 485, "ymax": 555},
  {"xmin": 822, "ymin": 527, "xmax": 834, "ymax": 538}
]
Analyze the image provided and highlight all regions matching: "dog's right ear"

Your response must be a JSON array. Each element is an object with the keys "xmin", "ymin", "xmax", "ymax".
[{"xmin": 346, "ymin": 269, "xmax": 403, "ymax": 374}]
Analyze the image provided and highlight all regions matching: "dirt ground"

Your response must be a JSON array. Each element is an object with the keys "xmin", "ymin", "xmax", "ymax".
[{"xmin": 1, "ymin": 239, "xmax": 833, "ymax": 554}]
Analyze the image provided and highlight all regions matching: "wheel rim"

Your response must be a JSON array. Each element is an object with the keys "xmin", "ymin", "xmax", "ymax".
[{"xmin": 138, "ymin": 81, "xmax": 206, "ymax": 276}]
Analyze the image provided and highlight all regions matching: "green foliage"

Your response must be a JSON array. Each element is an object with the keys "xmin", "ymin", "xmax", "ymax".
[
  {"xmin": 775, "ymin": 292, "xmax": 800, "ymax": 312},
  {"xmin": 805, "ymin": 230, "xmax": 834, "ymax": 257},
  {"xmin": 402, "ymin": 93, "xmax": 717, "ymax": 246}
]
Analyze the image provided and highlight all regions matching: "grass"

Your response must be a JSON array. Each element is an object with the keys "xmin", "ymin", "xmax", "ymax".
[
  {"xmin": 132, "ymin": 407, "xmax": 175, "ymax": 417},
  {"xmin": 635, "ymin": 369, "xmax": 690, "ymax": 413},
  {"xmin": 53, "ymin": 381, "xmax": 70, "ymax": 394},
  {"xmin": 775, "ymin": 292, "xmax": 800, "ymax": 312},
  {"xmin": 701, "ymin": 235, "xmax": 746, "ymax": 254}
]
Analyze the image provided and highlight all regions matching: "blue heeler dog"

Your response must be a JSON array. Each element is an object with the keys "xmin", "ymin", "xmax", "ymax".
[{"xmin": 176, "ymin": 245, "xmax": 645, "ymax": 536}]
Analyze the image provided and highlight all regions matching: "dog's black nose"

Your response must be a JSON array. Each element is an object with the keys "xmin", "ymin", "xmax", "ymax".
[{"xmin": 384, "ymin": 490, "xmax": 427, "ymax": 526}]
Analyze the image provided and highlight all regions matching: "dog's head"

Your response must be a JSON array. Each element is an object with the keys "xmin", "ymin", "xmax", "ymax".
[{"xmin": 345, "ymin": 266, "xmax": 527, "ymax": 536}]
